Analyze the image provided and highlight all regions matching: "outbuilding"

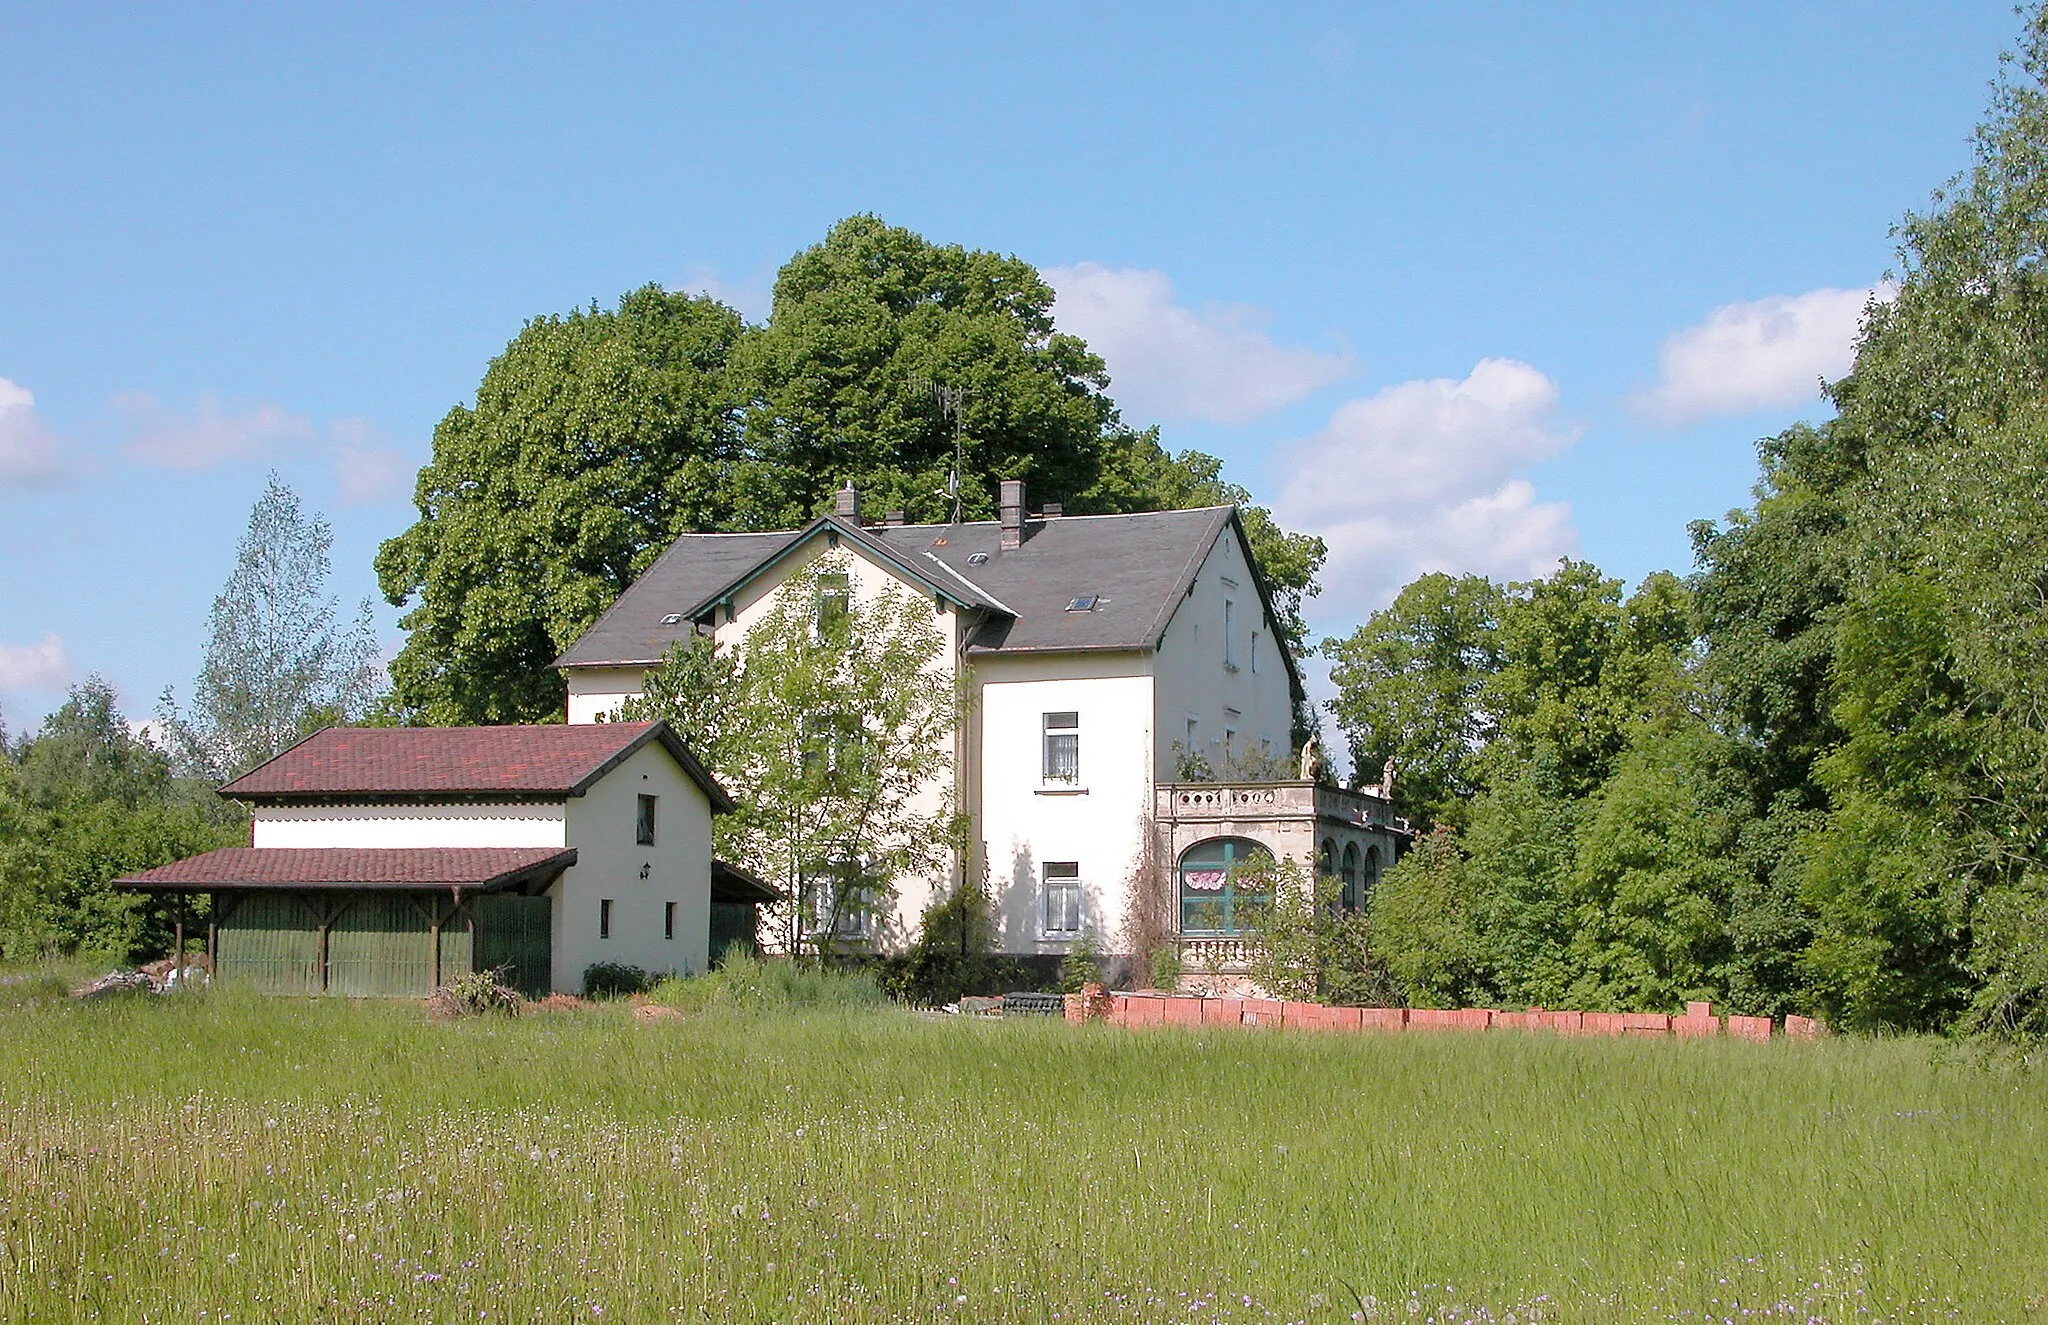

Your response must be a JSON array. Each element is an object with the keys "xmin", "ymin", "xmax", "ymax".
[{"xmin": 114, "ymin": 721, "xmax": 745, "ymax": 997}]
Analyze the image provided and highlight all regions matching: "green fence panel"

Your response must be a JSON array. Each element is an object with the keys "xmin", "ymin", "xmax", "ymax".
[
  {"xmin": 473, "ymin": 895, "xmax": 552, "ymax": 998},
  {"xmin": 439, "ymin": 916, "xmax": 472, "ymax": 987},
  {"xmin": 328, "ymin": 895, "xmax": 436, "ymax": 998},
  {"xmin": 217, "ymin": 893, "xmax": 320, "ymax": 995}
]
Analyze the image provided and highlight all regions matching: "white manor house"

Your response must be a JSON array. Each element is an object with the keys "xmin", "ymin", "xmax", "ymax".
[{"xmin": 555, "ymin": 481, "xmax": 1406, "ymax": 980}]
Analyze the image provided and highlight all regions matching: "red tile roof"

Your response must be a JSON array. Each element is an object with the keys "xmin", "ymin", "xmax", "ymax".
[
  {"xmin": 113, "ymin": 847, "xmax": 577, "ymax": 892},
  {"xmin": 219, "ymin": 722, "xmax": 731, "ymax": 810}
]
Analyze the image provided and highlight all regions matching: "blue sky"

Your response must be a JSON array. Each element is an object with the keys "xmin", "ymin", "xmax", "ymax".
[{"xmin": 0, "ymin": 2, "xmax": 2019, "ymax": 733}]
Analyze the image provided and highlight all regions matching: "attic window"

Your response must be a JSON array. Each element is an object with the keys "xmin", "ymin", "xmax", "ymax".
[
  {"xmin": 966, "ymin": 552, "xmax": 989, "ymax": 565},
  {"xmin": 660, "ymin": 613, "xmax": 684, "ymax": 626},
  {"xmin": 1065, "ymin": 596, "xmax": 1099, "ymax": 612}
]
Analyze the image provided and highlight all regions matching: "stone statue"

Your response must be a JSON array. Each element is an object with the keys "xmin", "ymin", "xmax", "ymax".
[
  {"xmin": 1298, "ymin": 734, "xmax": 1322, "ymax": 782},
  {"xmin": 1381, "ymin": 756, "xmax": 1397, "ymax": 799}
]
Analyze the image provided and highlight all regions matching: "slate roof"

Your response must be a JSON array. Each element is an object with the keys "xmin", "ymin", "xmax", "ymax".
[
  {"xmin": 112, "ymin": 847, "xmax": 578, "ymax": 893},
  {"xmin": 555, "ymin": 506, "xmax": 1290, "ymax": 685},
  {"xmin": 219, "ymin": 721, "xmax": 733, "ymax": 811}
]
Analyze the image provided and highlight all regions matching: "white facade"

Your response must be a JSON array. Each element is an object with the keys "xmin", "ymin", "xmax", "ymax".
[
  {"xmin": 566, "ymin": 667, "xmax": 649, "ymax": 725},
  {"xmin": 561, "ymin": 515, "xmax": 1307, "ymax": 961},
  {"xmin": 252, "ymin": 803, "xmax": 566, "ymax": 849},
  {"xmin": 555, "ymin": 738, "xmax": 716, "ymax": 989}
]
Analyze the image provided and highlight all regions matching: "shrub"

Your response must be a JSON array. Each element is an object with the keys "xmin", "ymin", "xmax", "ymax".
[
  {"xmin": 429, "ymin": 968, "xmax": 519, "ymax": 1018},
  {"xmin": 1056, "ymin": 930, "xmax": 1104, "ymax": 993},
  {"xmin": 582, "ymin": 962, "xmax": 651, "ymax": 999},
  {"xmin": 878, "ymin": 879, "xmax": 1047, "ymax": 1005},
  {"xmin": 1145, "ymin": 941, "xmax": 1183, "ymax": 993}
]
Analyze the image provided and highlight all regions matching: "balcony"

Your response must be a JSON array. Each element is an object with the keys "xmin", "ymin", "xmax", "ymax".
[{"xmin": 1155, "ymin": 780, "xmax": 1395, "ymax": 830}]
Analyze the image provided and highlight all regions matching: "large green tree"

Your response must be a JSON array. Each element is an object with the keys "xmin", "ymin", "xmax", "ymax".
[
  {"xmin": 1782, "ymin": 6, "xmax": 2048, "ymax": 1034},
  {"xmin": 1323, "ymin": 572, "xmax": 1503, "ymax": 829},
  {"xmin": 377, "ymin": 216, "xmax": 1324, "ymax": 726},
  {"xmin": 376, "ymin": 288, "xmax": 747, "ymax": 725}
]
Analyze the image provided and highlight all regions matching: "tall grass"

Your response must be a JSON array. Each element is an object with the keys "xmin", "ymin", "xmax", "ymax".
[
  {"xmin": 642, "ymin": 952, "xmax": 886, "ymax": 1012},
  {"xmin": 1, "ymin": 979, "xmax": 2043, "ymax": 1322}
]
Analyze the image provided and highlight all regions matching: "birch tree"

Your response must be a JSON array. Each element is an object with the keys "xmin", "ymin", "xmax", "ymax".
[{"xmin": 160, "ymin": 475, "xmax": 382, "ymax": 781}]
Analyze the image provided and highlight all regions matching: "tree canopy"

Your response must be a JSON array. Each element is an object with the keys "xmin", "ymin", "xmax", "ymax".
[
  {"xmin": 0, "ymin": 681, "xmax": 243, "ymax": 962},
  {"xmin": 378, "ymin": 215, "xmax": 1325, "ymax": 726},
  {"xmin": 1334, "ymin": 4, "xmax": 2048, "ymax": 1035}
]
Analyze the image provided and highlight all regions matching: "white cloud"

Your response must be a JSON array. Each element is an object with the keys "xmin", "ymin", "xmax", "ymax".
[
  {"xmin": 680, "ymin": 264, "xmax": 772, "ymax": 324},
  {"xmin": 1276, "ymin": 358, "xmax": 1580, "ymax": 620},
  {"xmin": 0, "ymin": 632, "xmax": 74, "ymax": 691},
  {"xmin": 1631, "ymin": 285, "xmax": 1891, "ymax": 427},
  {"xmin": 330, "ymin": 417, "xmax": 410, "ymax": 504},
  {"xmin": 1046, "ymin": 262, "xmax": 1355, "ymax": 425},
  {"xmin": 114, "ymin": 391, "xmax": 316, "ymax": 469},
  {"xmin": 0, "ymin": 378, "xmax": 66, "ymax": 487}
]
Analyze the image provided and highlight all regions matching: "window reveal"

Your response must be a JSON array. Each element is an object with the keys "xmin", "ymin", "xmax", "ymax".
[
  {"xmin": 1043, "ymin": 711, "xmax": 1080, "ymax": 783},
  {"xmin": 1043, "ymin": 862, "xmax": 1083, "ymax": 935}
]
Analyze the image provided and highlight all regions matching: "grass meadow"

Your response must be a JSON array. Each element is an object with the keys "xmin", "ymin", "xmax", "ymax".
[{"xmin": 1, "ymin": 974, "xmax": 2044, "ymax": 1324}]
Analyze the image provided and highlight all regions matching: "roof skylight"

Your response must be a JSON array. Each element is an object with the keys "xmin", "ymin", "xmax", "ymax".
[{"xmin": 1065, "ymin": 596, "xmax": 1099, "ymax": 612}]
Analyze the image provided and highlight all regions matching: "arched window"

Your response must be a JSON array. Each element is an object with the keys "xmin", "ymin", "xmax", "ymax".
[
  {"xmin": 1179, "ymin": 837, "xmax": 1273, "ymax": 936},
  {"xmin": 1362, "ymin": 845, "xmax": 1382, "ymax": 896},
  {"xmin": 1319, "ymin": 837, "xmax": 1337, "ymax": 880},
  {"xmin": 1340, "ymin": 842, "xmax": 1361, "ymax": 910}
]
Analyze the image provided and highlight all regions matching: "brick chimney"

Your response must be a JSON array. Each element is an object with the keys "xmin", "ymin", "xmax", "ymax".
[
  {"xmin": 999, "ymin": 479, "xmax": 1025, "ymax": 550},
  {"xmin": 883, "ymin": 509, "xmax": 906, "ymax": 527},
  {"xmin": 1041, "ymin": 501, "xmax": 1063, "ymax": 518},
  {"xmin": 834, "ymin": 481, "xmax": 861, "ymax": 521}
]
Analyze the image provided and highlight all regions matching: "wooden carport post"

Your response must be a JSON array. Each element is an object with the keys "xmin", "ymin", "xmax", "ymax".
[{"xmin": 172, "ymin": 893, "xmax": 185, "ymax": 987}]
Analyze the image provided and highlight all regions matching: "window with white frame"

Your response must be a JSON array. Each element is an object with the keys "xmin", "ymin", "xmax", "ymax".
[
  {"xmin": 810, "ymin": 874, "xmax": 872, "ymax": 939},
  {"xmin": 1042, "ymin": 862, "xmax": 1083, "ymax": 936},
  {"xmin": 635, "ymin": 793, "xmax": 657, "ymax": 846},
  {"xmin": 814, "ymin": 572, "xmax": 850, "ymax": 638},
  {"xmin": 1223, "ymin": 599, "xmax": 1237, "ymax": 669},
  {"xmin": 1043, "ymin": 711, "xmax": 1080, "ymax": 783}
]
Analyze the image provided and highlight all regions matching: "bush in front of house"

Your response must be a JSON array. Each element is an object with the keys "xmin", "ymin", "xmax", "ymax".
[{"xmin": 582, "ymin": 962, "xmax": 652, "ymax": 999}]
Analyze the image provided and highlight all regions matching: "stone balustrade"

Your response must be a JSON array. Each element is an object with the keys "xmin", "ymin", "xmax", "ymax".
[{"xmin": 1179, "ymin": 935, "xmax": 1250, "ymax": 972}]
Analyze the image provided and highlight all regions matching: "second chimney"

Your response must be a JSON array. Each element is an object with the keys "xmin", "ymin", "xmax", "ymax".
[
  {"xmin": 835, "ymin": 481, "xmax": 862, "ymax": 521},
  {"xmin": 999, "ymin": 479, "xmax": 1025, "ymax": 549}
]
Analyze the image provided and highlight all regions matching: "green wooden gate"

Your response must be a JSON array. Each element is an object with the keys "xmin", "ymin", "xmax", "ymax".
[
  {"xmin": 473, "ymin": 895, "xmax": 552, "ymax": 998},
  {"xmin": 215, "ymin": 893, "xmax": 321, "ymax": 995},
  {"xmin": 328, "ymin": 895, "xmax": 437, "ymax": 998},
  {"xmin": 709, "ymin": 902, "xmax": 758, "ymax": 968}
]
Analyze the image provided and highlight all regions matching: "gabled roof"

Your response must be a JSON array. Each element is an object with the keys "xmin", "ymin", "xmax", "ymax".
[
  {"xmin": 220, "ymin": 721, "xmax": 733, "ymax": 811},
  {"xmin": 554, "ymin": 505, "xmax": 1297, "ymax": 693},
  {"xmin": 554, "ymin": 516, "xmax": 1008, "ymax": 670},
  {"xmin": 112, "ymin": 847, "xmax": 578, "ymax": 893}
]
